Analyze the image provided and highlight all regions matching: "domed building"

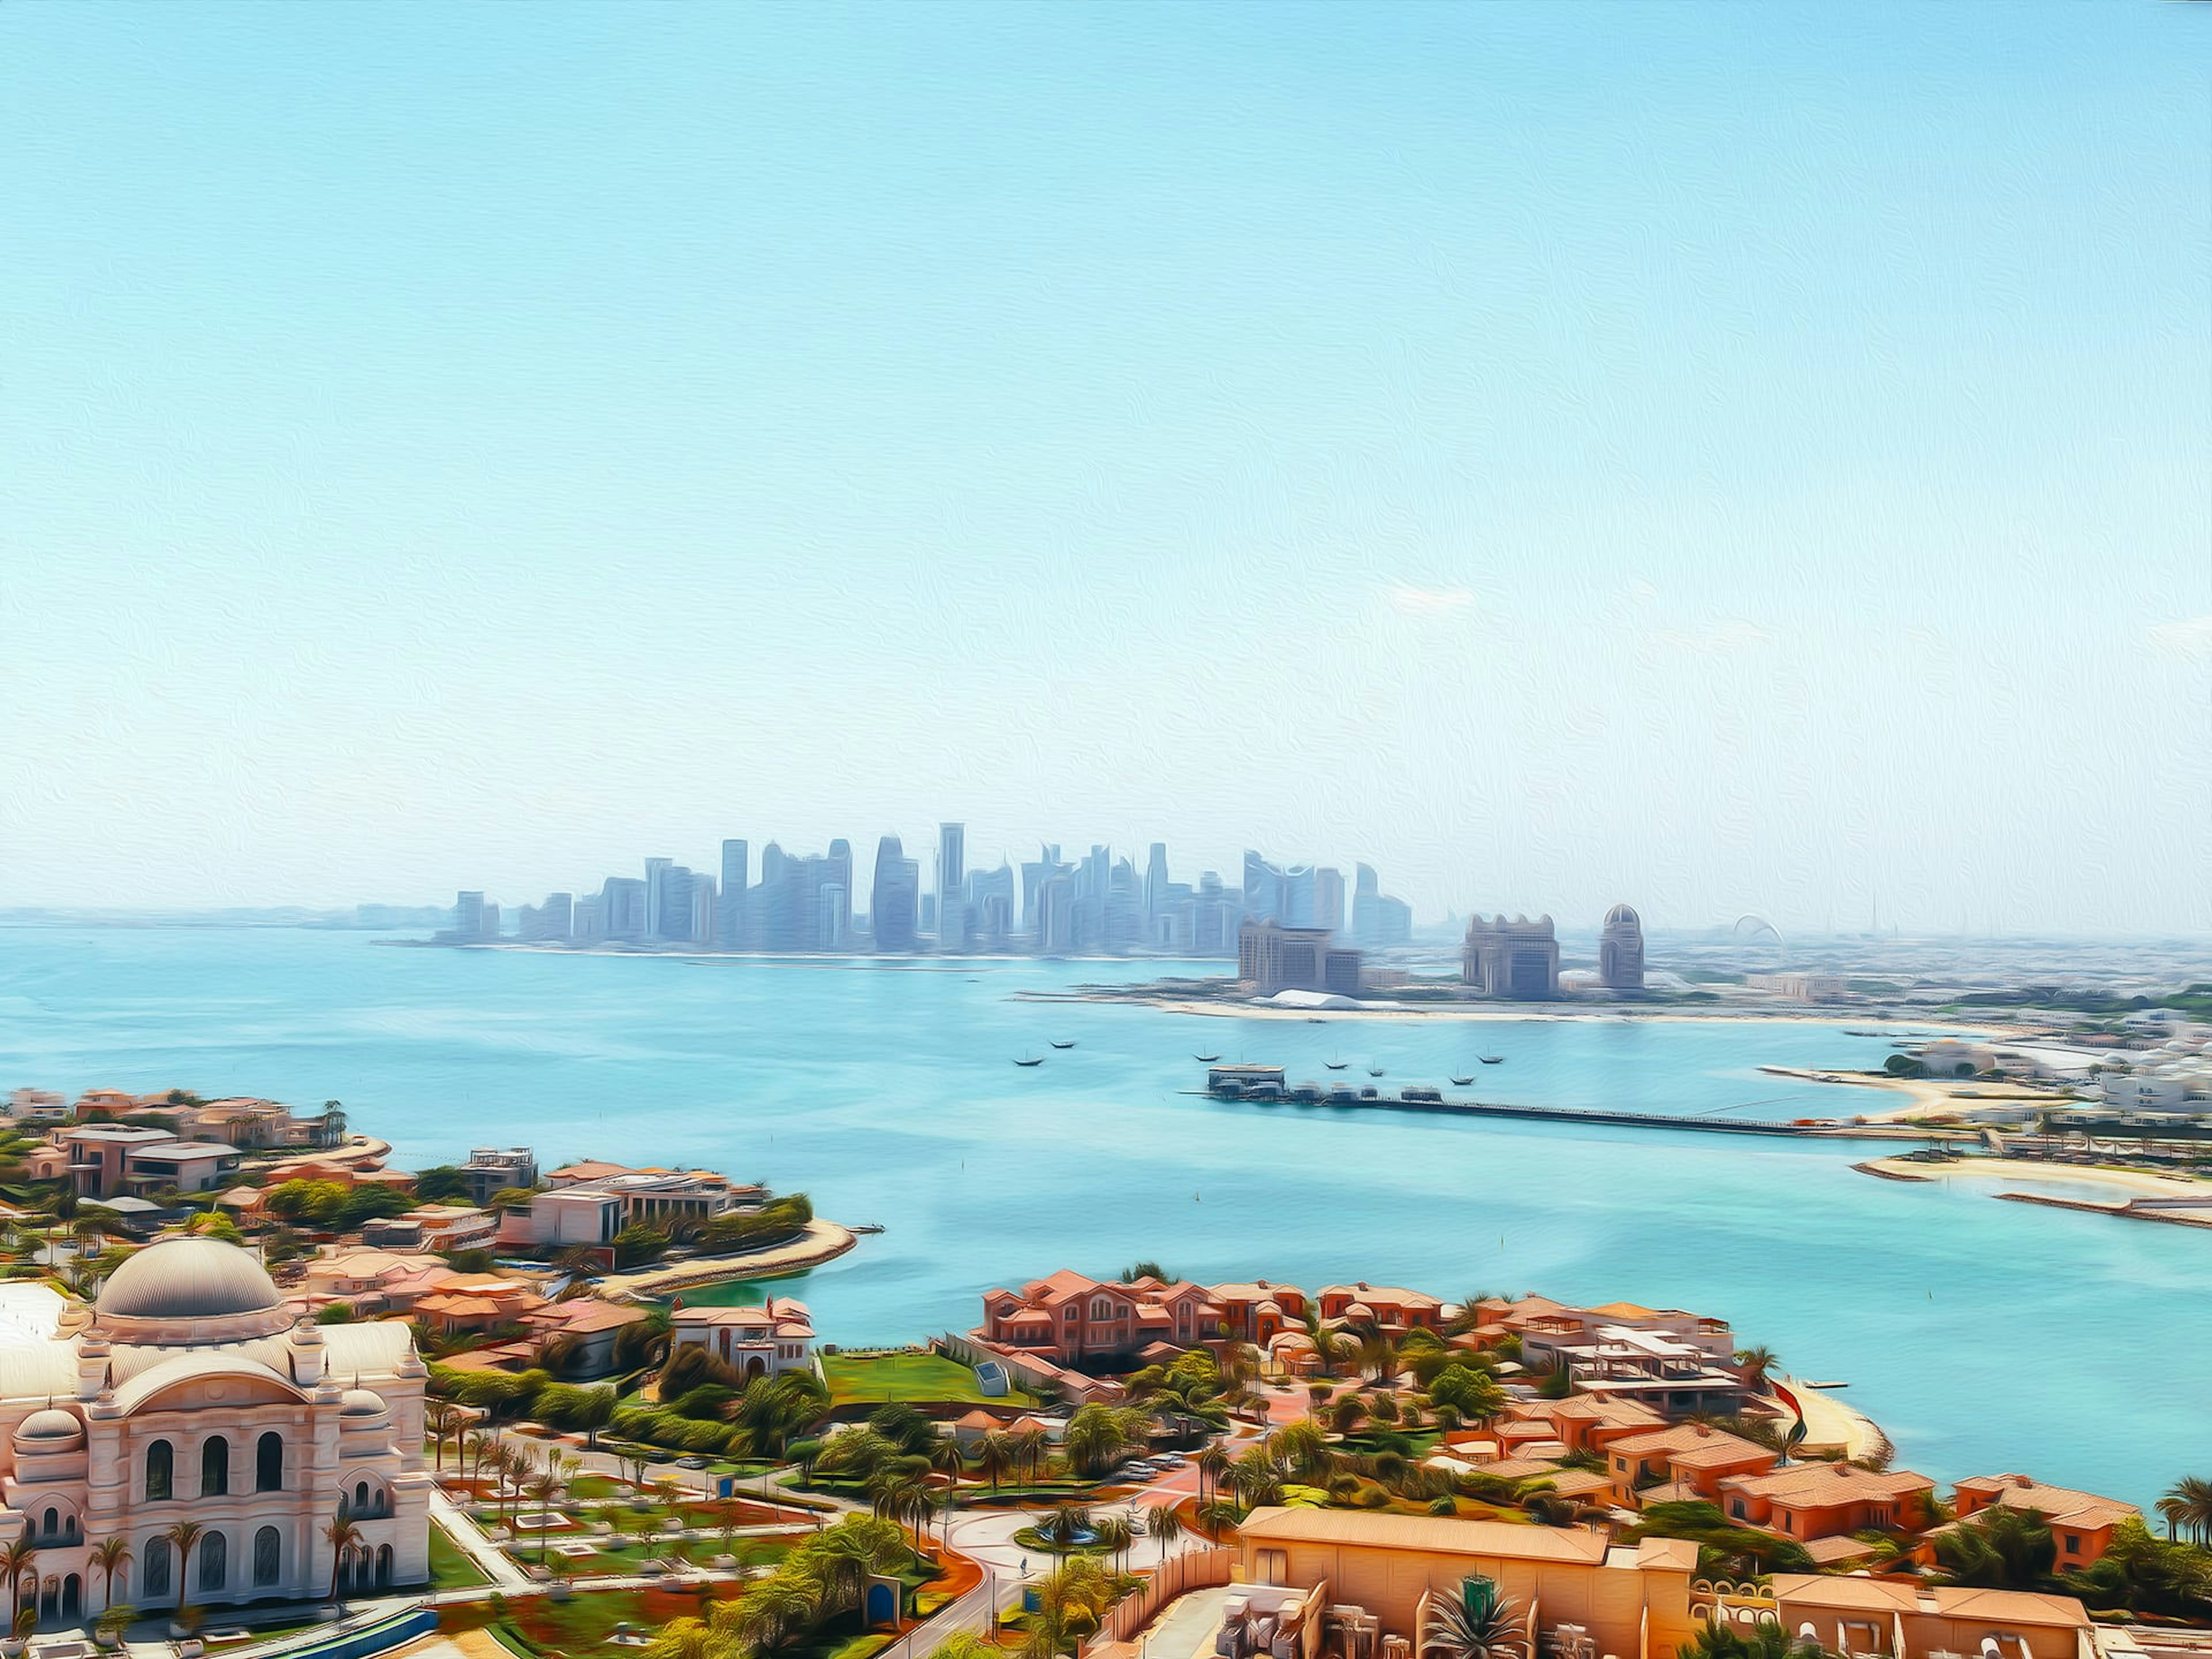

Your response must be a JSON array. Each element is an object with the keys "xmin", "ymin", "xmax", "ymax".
[
  {"xmin": 1600, "ymin": 904, "xmax": 1646, "ymax": 992},
  {"xmin": 0, "ymin": 1237, "xmax": 429, "ymax": 1624}
]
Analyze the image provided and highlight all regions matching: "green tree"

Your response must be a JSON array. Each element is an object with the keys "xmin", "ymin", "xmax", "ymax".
[
  {"xmin": 1934, "ymin": 1506, "xmax": 2057, "ymax": 1591},
  {"xmin": 163, "ymin": 1520, "xmax": 205, "ymax": 1619}
]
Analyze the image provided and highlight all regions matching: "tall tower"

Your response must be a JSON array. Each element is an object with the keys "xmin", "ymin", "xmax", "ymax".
[
  {"xmin": 937, "ymin": 823, "xmax": 966, "ymax": 942},
  {"xmin": 719, "ymin": 839, "xmax": 749, "ymax": 950}
]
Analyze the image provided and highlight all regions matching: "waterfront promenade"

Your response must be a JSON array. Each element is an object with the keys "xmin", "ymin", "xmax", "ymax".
[{"xmin": 597, "ymin": 1218, "xmax": 858, "ymax": 1300}]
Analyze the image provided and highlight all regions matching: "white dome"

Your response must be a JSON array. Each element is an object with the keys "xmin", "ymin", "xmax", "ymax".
[
  {"xmin": 96, "ymin": 1237, "xmax": 283, "ymax": 1322},
  {"xmin": 14, "ymin": 1408, "xmax": 84, "ymax": 1446}
]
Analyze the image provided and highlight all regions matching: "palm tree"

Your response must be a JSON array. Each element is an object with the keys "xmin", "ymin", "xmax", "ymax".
[
  {"xmin": 1421, "ymin": 1576, "xmax": 1524, "ymax": 1659},
  {"xmin": 88, "ymin": 1535, "xmax": 131, "ymax": 1615},
  {"xmin": 735, "ymin": 1568, "xmax": 824, "ymax": 1651},
  {"xmin": 1197, "ymin": 1442, "xmax": 1232, "ymax": 1504},
  {"xmin": 1934, "ymin": 1505, "xmax": 2056, "ymax": 1590},
  {"xmin": 1734, "ymin": 1347, "xmax": 1781, "ymax": 1393},
  {"xmin": 526, "ymin": 1471, "xmax": 565, "ymax": 1566},
  {"xmin": 162, "ymin": 1520, "xmax": 205, "ymax": 1621},
  {"xmin": 2158, "ymin": 1476, "xmax": 2212, "ymax": 1547},
  {"xmin": 427, "ymin": 1403, "xmax": 465, "ymax": 1473},
  {"xmin": 1681, "ymin": 1621, "xmax": 1834, "ymax": 1659},
  {"xmin": 1149, "ymin": 1503, "xmax": 1186, "ymax": 1551},
  {"xmin": 1015, "ymin": 1426, "xmax": 1051, "ymax": 1487},
  {"xmin": 323, "ymin": 1516, "xmax": 362, "ymax": 1604},
  {"xmin": 1093, "ymin": 1513, "xmax": 1134, "ymax": 1573},
  {"xmin": 0, "ymin": 1537, "xmax": 37, "ymax": 1634},
  {"xmin": 976, "ymin": 1431, "xmax": 1017, "ymax": 1494},
  {"xmin": 929, "ymin": 1435, "xmax": 967, "ymax": 1492}
]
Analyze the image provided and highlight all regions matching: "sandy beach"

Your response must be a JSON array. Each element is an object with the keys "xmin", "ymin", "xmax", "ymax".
[
  {"xmin": 1758, "ymin": 1065, "xmax": 2055, "ymax": 1120},
  {"xmin": 1856, "ymin": 1155, "xmax": 2212, "ymax": 1202}
]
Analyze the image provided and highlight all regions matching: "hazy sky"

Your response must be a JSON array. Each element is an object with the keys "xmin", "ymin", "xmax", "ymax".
[{"xmin": 2, "ymin": 3, "xmax": 2207, "ymax": 934}]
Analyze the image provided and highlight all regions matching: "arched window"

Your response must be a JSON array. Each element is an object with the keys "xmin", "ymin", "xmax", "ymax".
[
  {"xmin": 256, "ymin": 1433, "xmax": 283, "ymax": 1493},
  {"xmin": 198, "ymin": 1531, "xmax": 226, "ymax": 1593},
  {"xmin": 145, "ymin": 1440, "xmax": 173, "ymax": 1501},
  {"xmin": 202, "ymin": 1436, "xmax": 230, "ymax": 1497},
  {"xmin": 143, "ymin": 1537, "xmax": 171, "ymax": 1599},
  {"xmin": 41, "ymin": 1509, "xmax": 56, "ymax": 1539},
  {"xmin": 376, "ymin": 1544, "xmax": 392, "ymax": 1588},
  {"xmin": 252, "ymin": 1527, "xmax": 281, "ymax": 1588},
  {"xmin": 354, "ymin": 1480, "xmax": 370, "ymax": 1516}
]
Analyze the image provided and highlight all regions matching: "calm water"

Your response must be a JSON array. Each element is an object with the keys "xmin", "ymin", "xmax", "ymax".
[{"xmin": 0, "ymin": 927, "xmax": 2202, "ymax": 1508}]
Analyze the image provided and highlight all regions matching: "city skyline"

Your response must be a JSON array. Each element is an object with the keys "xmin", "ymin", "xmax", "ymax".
[
  {"xmin": 2, "ymin": 4, "xmax": 2206, "ymax": 935},
  {"xmin": 445, "ymin": 822, "xmax": 1421, "ymax": 955}
]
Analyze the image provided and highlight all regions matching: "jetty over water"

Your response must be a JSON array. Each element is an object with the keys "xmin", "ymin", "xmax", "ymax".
[{"xmin": 1191, "ymin": 1082, "xmax": 1944, "ymax": 1142}]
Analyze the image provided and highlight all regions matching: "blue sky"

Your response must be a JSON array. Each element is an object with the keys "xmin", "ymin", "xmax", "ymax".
[{"xmin": 2, "ymin": 2, "xmax": 2207, "ymax": 934}]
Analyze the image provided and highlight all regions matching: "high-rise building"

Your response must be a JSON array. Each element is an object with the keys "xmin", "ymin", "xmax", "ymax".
[
  {"xmin": 1352, "ymin": 863, "xmax": 1413, "ymax": 947},
  {"xmin": 452, "ymin": 891, "xmax": 488, "ymax": 940},
  {"xmin": 1022, "ymin": 844, "xmax": 1069, "ymax": 941},
  {"xmin": 571, "ymin": 893, "xmax": 605, "ymax": 944},
  {"xmin": 1143, "ymin": 843, "xmax": 1171, "ymax": 927},
  {"xmin": 1600, "ymin": 904, "xmax": 1646, "ymax": 991},
  {"xmin": 755, "ymin": 843, "xmax": 801, "ymax": 952},
  {"xmin": 1313, "ymin": 867, "xmax": 1346, "ymax": 934},
  {"xmin": 518, "ymin": 892, "xmax": 573, "ymax": 942},
  {"xmin": 1037, "ymin": 873, "xmax": 1077, "ymax": 953},
  {"xmin": 872, "ymin": 837, "xmax": 919, "ymax": 950},
  {"xmin": 817, "ymin": 884, "xmax": 849, "ymax": 949},
  {"xmin": 600, "ymin": 876, "xmax": 649, "ymax": 943},
  {"xmin": 643, "ymin": 858, "xmax": 674, "ymax": 942},
  {"xmin": 1462, "ymin": 914, "xmax": 1560, "ymax": 999},
  {"xmin": 1243, "ymin": 851, "xmax": 1283, "ymax": 923},
  {"xmin": 689, "ymin": 876, "xmax": 717, "ymax": 945},
  {"xmin": 937, "ymin": 823, "xmax": 965, "ymax": 926},
  {"xmin": 719, "ymin": 839, "xmax": 750, "ymax": 950},
  {"xmin": 1282, "ymin": 865, "xmax": 1317, "ymax": 927},
  {"xmin": 971, "ymin": 863, "xmax": 1016, "ymax": 948},
  {"xmin": 827, "ymin": 839, "xmax": 854, "ymax": 947}
]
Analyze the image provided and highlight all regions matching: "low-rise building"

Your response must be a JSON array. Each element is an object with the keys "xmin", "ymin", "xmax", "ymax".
[
  {"xmin": 1954, "ymin": 1474, "xmax": 2139, "ymax": 1570},
  {"xmin": 459, "ymin": 1147, "xmax": 539, "ymax": 1207},
  {"xmin": 978, "ymin": 1271, "xmax": 1224, "ymax": 1362},
  {"xmin": 360, "ymin": 1205, "xmax": 498, "ymax": 1253},
  {"xmin": 1766, "ymin": 1576, "xmax": 2095, "ymax": 1659},
  {"xmin": 1238, "ymin": 920, "xmax": 1364, "ymax": 997},
  {"xmin": 1605, "ymin": 1422, "xmax": 1777, "ymax": 1505},
  {"xmin": 668, "ymin": 1295, "xmax": 815, "ymax": 1378},
  {"xmin": 1717, "ymin": 1461, "xmax": 1937, "ymax": 1545}
]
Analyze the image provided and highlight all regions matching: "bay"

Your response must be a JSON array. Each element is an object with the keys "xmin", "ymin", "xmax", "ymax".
[{"xmin": 0, "ymin": 926, "xmax": 2199, "ymax": 1509}]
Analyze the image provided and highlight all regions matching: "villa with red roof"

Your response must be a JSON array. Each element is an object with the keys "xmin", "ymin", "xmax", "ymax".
[
  {"xmin": 1953, "ymin": 1474, "xmax": 2139, "ymax": 1570},
  {"xmin": 977, "ymin": 1271, "xmax": 1222, "ymax": 1362}
]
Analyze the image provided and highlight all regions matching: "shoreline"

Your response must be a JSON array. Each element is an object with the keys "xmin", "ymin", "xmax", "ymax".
[
  {"xmin": 1854, "ymin": 1154, "xmax": 2212, "ymax": 1203},
  {"xmin": 1758, "ymin": 1065, "xmax": 2061, "ymax": 1120},
  {"xmin": 1028, "ymin": 993, "xmax": 1976, "ymax": 1029},
  {"xmin": 596, "ymin": 1218, "xmax": 859, "ymax": 1302}
]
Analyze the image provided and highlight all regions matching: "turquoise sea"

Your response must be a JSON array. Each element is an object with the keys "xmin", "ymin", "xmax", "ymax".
[{"xmin": 0, "ymin": 927, "xmax": 2200, "ymax": 1509}]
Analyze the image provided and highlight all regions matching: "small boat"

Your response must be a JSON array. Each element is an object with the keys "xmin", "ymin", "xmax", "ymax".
[
  {"xmin": 1014, "ymin": 1055, "xmax": 1044, "ymax": 1068},
  {"xmin": 1306, "ymin": 1017, "xmax": 1325, "ymax": 1024},
  {"xmin": 1367, "ymin": 1065, "xmax": 1385, "ymax": 1078},
  {"xmin": 1050, "ymin": 1040, "xmax": 1077, "ymax": 1050},
  {"xmin": 1324, "ymin": 1061, "xmax": 1349, "ymax": 1071},
  {"xmin": 1450, "ymin": 1075, "xmax": 1475, "ymax": 1087},
  {"xmin": 1194, "ymin": 1053, "xmax": 1221, "ymax": 1063},
  {"xmin": 1479, "ymin": 1055, "xmax": 1505, "ymax": 1065}
]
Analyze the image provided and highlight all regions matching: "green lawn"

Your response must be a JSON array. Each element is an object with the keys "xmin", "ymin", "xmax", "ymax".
[
  {"xmin": 430, "ymin": 1522, "xmax": 493, "ymax": 1589},
  {"xmin": 823, "ymin": 1351, "xmax": 1037, "ymax": 1408}
]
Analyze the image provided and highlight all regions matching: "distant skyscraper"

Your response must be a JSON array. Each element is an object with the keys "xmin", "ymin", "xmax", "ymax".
[
  {"xmin": 755, "ymin": 843, "xmax": 801, "ymax": 952},
  {"xmin": 872, "ymin": 836, "xmax": 919, "ymax": 950},
  {"xmin": 1600, "ymin": 904, "xmax": 1646, "ymax": 991},
  {"xmin": 643, "ymin": 857, "xmax": 674, "ymax": 942},
  {"xmin": 817, "ymin": 884, "xmax": 849, "ymax": 949},
  {"xmin": 1463, "ymin": 914, "xmax": 1560, "ymax": 999},
  {"xmin": 1352, "ymin": 863, "xmax": 1412, "ymax": 947},
  {"xmin": 827, "ymin": 839, "xmax": 854, "ymax": 946},
  {"xmin": 719, "ymin": 839, "xmax": 749, "ymax": 950},
  {"xmin": 601, "ymin": 876, "xmax": 649, "ymax": 943},
  {"xmin": 1313, "ymin": 867, "xmax": 1346, "ymax": 934},
  {"xmin": 518, "ymin": 892, "xmax": 573, "ymax": 942},
  {"xmin": 936, "ymin": 822, "xmax": 966, "ymax": 943},
  {"xmin": 1143, "ymin": 843, "xmax": 1170, "ymax": 927},
  {"xmin": 452, "ymin": 891, "xmax": 489, "ymax": 940},
  {"xmin": 688, "ymin": 877, "xmax": 717, "ymax": 945},
  {"xmin": 1243, "ymin": 851, "xmax": 1283, "ymax": 922},
  {"xmin": 971, "ymin": 863, "xmax": 1016, "ymax": 947},
  {"xmin": 1022, "ymin": 844, "xmax": 1069, "ymax": 942}
]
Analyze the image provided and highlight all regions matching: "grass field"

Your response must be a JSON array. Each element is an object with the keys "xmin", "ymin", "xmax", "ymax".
[
  {"xmin": 823, "ymin": 1351, "xmax": 1037, "ymax": 1408},
  {"xmin": 430, "ymin": 1522, "xmax": 493, "ymax": 1589}
]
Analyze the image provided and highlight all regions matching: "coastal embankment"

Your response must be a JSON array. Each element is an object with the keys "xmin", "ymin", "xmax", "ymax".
[{"xmin": 597, "ymin": 1218, "xmax": 858, "ymax": 1301}]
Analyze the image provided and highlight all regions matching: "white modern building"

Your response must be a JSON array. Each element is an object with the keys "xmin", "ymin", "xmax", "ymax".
[{"xmin": 0, "ymin": 1237, "xmax": 430, "ymax": 1623}]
